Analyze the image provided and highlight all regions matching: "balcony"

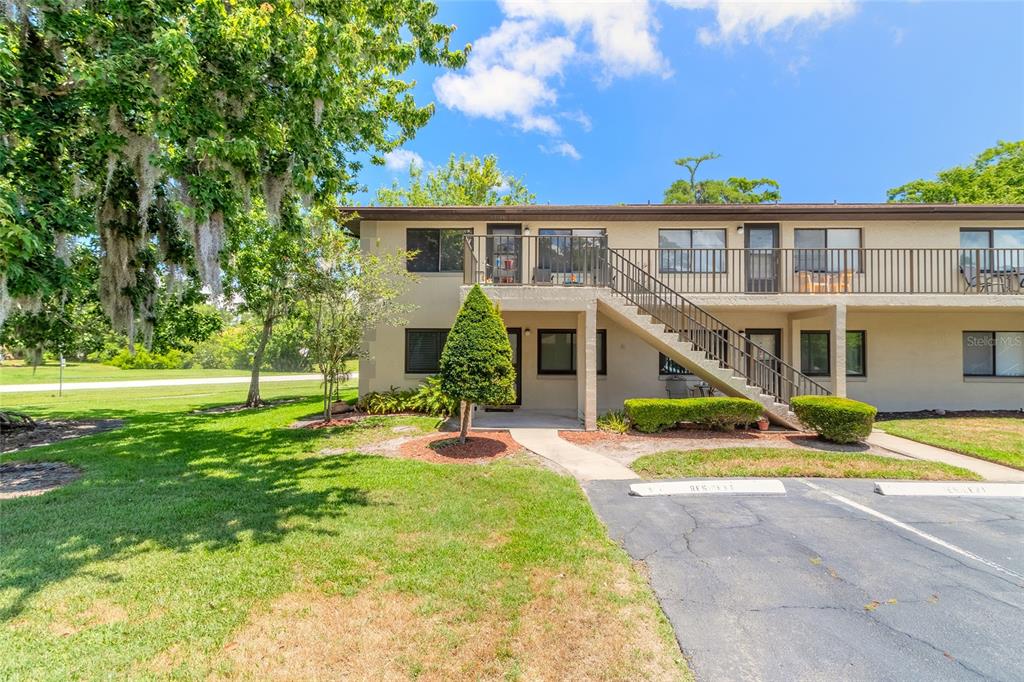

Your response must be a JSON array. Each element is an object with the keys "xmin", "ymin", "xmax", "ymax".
[{"xmin": 463, "ymin": 235, "xmax": 1024, "ymax": 296}]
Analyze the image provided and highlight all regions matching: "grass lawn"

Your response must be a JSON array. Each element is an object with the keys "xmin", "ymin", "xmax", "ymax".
[
  {"xmin": 877, "ymin": 416, "xmax": 1024, "ymax": 470},
  {"xmin": 0, "ymin": 383, "xmax": 687, "ymax": 680},
  {"xmin": 0, "ymin": 359, "xmax": 356, "ymax": 385},
  {"xmin": 630, "ymin": 447, "xmax": 980, "ymax": 480}
]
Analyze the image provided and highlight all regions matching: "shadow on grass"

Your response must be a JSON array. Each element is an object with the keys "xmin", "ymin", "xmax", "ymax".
[{"xmin": 0, "ymin": 401, "xmax": 374, "ymax": 621}]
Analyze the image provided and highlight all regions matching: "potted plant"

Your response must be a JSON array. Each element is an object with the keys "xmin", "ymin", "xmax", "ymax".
[{"xmin": 756, "ymin": 417, "xmax": 770, "ymax": 431}]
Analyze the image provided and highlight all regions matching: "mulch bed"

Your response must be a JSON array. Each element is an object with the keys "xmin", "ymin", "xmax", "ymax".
[
  {"xmin": 397, "ymin": 431, "xmax": 524, "ymax": 464},
  {"xmin": 0, "ymin": 461, "xmax": 82, "ymax": 499},
  {"xmin": 560, "ymin": 426, "xmax": 795, "ymax": 446},
  {"xmin": 0, "ymin": 418, "xmax": 124, "ymax": 454}
]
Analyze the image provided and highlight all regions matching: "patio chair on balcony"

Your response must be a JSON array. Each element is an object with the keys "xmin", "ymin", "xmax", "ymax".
[
  {"xmin": 532, "ymin": 267, "xmax": 553, "ymax": 285},
  {"xmin": 960, "ymin": 265, "xmax": 1006, "ymax": 292}
]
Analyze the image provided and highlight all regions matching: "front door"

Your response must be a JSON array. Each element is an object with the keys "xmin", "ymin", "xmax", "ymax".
[
  {"xmin": 746, "ymin": 328, "xmax": 783, "ymax": 400},
  {"xmin": 486, "ymin": 223, "xmax": 522, "ymax": 284},
  {"xmin": 507, "ymin": 328, "xmax": 522, "ymax": 405},
  {"xmin": 745, "ymin": 223, "xmax": 780, "ymax": 293},
  {"xmin": 485, "ymin": 328, "xmax": 522, "ymax": 410}
]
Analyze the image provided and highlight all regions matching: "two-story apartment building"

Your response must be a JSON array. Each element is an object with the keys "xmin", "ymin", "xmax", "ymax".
[{"xmin": 354, "ymin": 204, "xmax": 1023, "ymax": 429}]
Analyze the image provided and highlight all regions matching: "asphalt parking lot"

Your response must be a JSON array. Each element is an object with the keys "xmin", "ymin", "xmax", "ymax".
[{"xmin": 585, "ymin": 478, "xmax": 1024, "ymax": 682}]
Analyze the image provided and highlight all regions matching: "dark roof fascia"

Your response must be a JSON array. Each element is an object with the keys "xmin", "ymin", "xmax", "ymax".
[{"xmin": 344, "ymin": 204, "xmax": 1024, "ymax": 223}]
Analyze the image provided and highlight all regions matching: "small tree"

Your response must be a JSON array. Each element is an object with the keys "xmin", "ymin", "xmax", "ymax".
[
  {"xmin": 438, "ymin": 285, "xmax": 516, "ymax": 443},
  {"xmin": 304, "ymin": 211, "xmax": 416, "ymax": 421},
  {"xmin": 224, "ymin": 199, "xmax": 310, "ymax": 407}
]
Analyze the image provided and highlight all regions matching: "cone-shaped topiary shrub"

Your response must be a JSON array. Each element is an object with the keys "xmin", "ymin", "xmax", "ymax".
[
  {"xmin": 439, "ymin": 284, "xmax": 516, "ymax": 441},
  {"xmin": 790, "ymin": 396, "xmax": 877, "ymax": 443}
]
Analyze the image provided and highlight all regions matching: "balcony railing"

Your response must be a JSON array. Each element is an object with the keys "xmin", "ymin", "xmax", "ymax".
[{"xmin": 463, "ymin": 236, "xmax": 1024, "ymax": 295}]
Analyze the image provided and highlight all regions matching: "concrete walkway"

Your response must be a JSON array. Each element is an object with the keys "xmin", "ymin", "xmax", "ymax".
[
  {"xmin": 509, "ymin": 428, "xmax": 638, "ymax": 481},
  {"xmin": 868, "ymin": 429, "xmax": 1024, "ymax": 482},
  {"xmin": 0, "ymin": 373, "xmax": 330, "ymax": 394}
]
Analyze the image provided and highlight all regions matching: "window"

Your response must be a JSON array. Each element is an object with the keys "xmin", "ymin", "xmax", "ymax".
[
  {"xmin": 659, "ymin": 353, "xmax": 692, "ymax": 376},
  {"xmin": 537, "ymin": 228, "xmax": 606, "ymax": 274},
  {"xmin": 963, "ymin": 331, "xmax": 1024, "ymax": 377},
  {"xmin": 537, "ymin": 329, "xmax": 606, "ymax": 375},
  {"xmin": 800, "ymin": 331, "xmax": 830, "ymax": 376},
  {"xmin": 846, "ymin": 331, "xmax": 866, "ymax": 377},
  {"xmin": 406, "ymin": 228, "xmax": 472, "ymax": 272},
  {"xmin": 405, "ymin": 329, "xmax": 449, "ymax": 373},
  {"xmin": 659, "ymin": 229, "xmax": 726, "ymax": 273},
  {"xmin": 960, "ymin": 228, "xmax": 1024, "ymax": 271},
  {"xmin": 794, "ymin": 228, "xmax": 862, "ymax": 272}
]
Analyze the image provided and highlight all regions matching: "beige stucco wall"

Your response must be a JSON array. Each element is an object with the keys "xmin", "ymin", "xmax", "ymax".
[{"xmin": 359, "ymin": 218, "xmax": 1023, "ymax": 413}]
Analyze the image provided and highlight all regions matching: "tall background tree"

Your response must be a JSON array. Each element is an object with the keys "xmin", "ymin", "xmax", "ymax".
[
  {"xmin": 663, "ymin": 153, "xmax": 781, "ymax": 204},
  {"xmin": 375, "ymin": 153, "xmax": 534, "ymax": 205},
  {"xmin": 887, "ymin": 141, "xmax": 1024, "ymax": 204},
  {"xmin": 2, "ymin": 0, "xmax": 467, "ymax": 350}
]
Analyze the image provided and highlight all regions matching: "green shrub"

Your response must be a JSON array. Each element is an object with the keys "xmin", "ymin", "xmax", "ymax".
[
  {"xmin": 358, "ymin": 386, "xmax": 417, "ymax": 415},
  {"xmin": 105, "ymin": 348, "xmax": 189, "ymax": 370},
  {"xmin": 597, "ymin": 410, "xmax": 630, "ymax": 434},
  {"xmin": 409, "ymin": 376, "xmax": 458, "ymax": 417},
  {"xmin": 790, "ymin": 396, "xmax": 877, "ymax": 443},
  {"xmin": 624, "ymin": 397, "xmax": 763, "ymax": 433}
]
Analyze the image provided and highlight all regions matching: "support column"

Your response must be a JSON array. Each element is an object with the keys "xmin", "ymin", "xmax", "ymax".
[
  {"xmin": 830, "ymin": 303, "xmax": 847, "ymax": 397},
  {"xmin": 576, "ymin": 304, "xmax": 598, "ymax": 430}
]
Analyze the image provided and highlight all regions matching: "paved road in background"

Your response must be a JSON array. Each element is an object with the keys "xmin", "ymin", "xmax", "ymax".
[
  {"xmin": 586, "ymin": 478, "xmax": 1024, "ymax": 681},
  {"xmin": 0, "ymin": 373, "xmax": 338, "ymax": 393}
]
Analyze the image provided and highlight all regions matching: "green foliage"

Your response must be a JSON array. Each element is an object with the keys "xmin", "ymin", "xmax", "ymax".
[
  {"xmin": 887, "ymin": 141, "xmax": 1024, "ymax": 204},
  {"xmin": 190, "ymin": 325, "xmax": 252, "ymax": 370},
  {"xmin": 624, "ymin": 397, "xmax": 763, "ymax": 433},
  {"xmin": 409, "ymin": 376, "xmax": 459, "ymax": 417},
  {"xmin": 438, "ymin": 285, "xmax": 516, "ymax": 408},
  {"xmin": 358, "ymin": 386, "xmax": 417, "ymax": 415},
  {"xmin": 151, "ymin": 299, "xmax": 223, "ymax": 354},
  {"xmin": 597, "ymin": 410, "xmax": 630, "ymax": 434},
  {"xmin": 357, "ymin": 378, "xmax": 456, "ymax": 417},
  {"xmin": 790, "ymin": 396, "xmax": 877, "ymax": 444},
  {"xmin": 2, "ymin": 0, "xmax": 467, "ymax": 338},
  {"xmin": 105, "ymin": 348, "xmax": 188, "ymax": 370},
  {"xmin": 187, "ymin": 318, "xmax": 312, "ymax": 371},
  {"xmin": 375, "ymin": 154, "xmax": 535, "ymax": 206},
  {"xmin": 663, "ymin": 152, "xmax": 781, "ymax": 204}
]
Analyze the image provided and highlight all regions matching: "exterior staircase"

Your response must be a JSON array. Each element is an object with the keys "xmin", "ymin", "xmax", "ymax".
[{"xmin": 602, "ymin": 249, "xmax": 830, "ymax": 429}]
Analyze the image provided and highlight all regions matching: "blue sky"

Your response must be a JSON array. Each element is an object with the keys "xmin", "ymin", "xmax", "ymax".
[{"xmin": 355, "ymin": 1, "xmax": 1024, "ymax": 205}]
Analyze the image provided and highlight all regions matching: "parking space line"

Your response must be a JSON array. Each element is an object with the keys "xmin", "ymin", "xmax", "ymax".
[{"xmin": 799, "ymin": 479, "xmax": 1024, "ymax": 583}]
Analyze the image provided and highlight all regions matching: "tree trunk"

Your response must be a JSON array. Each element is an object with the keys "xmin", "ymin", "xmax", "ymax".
[
  {"xmin": 246, "ymin": 317, "xmax": 273, "ymax": 407},
  {"xmin": 322, "ymin": 372, "xmax": 332, "ymax": 422},
  {"xmin": 459, "ymin": 400, "xmax": 473, "ymax": 444}
]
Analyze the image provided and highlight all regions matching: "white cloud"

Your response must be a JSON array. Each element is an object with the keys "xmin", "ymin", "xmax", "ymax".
[
  {"xmin": 665, "ymin": 1, "xmax": 858, "ymax": 46},
  {"xmin": 500, "ymin": 0, "xmax": 670, "ymax": 79},
  {"xmin": 561, "ymin": 110, "xmax": 593, "ymax": 132},
  {"xmin": 539, "ymin": 141, "xmax": 582, "ymax": 160},
  {"xmin": 434, "ymin": 1, "xmax": 858, "ymax": 142},
  {"xmin": 383, "ymin": 149, "xmax": 423, "ymax": 172},
  {"xmin": 434, "ymin": 3, "xmax": 668, "ymax": 136}
]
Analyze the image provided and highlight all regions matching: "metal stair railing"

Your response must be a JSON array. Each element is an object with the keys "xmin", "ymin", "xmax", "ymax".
[{"xmin": 605, "ymin": 248, "xmax": 830, "ymax": 404}]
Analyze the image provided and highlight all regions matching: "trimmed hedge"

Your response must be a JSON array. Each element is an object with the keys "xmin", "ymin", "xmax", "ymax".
[
  {"xmin": 624, "ymin": 397, "xmax": 763, "ymax": 433},
  {"xmin": 790, "ymin": 396, "xmax": 877, "ymax": 443}
]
